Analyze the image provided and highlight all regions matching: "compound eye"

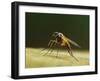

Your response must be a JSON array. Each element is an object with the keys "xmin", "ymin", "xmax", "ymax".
[{"xmin": 58, "ymin": 33, "xmax": 63, "ymax": 37}]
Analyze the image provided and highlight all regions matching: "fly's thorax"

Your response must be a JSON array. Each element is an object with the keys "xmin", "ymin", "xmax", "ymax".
[{"xmin": 56, "ymin": 36, "xmax": 63, "ymax": 44}]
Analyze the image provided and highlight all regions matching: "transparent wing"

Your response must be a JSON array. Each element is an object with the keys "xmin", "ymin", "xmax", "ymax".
[{"xmin": 62, "ymin": 35, "xmax": 81, "ymax": 48}]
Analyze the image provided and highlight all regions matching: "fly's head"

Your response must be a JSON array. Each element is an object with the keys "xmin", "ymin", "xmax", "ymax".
[{"xmin": 52, "ymin": 32, "xmax": 63, "ymax": 38}]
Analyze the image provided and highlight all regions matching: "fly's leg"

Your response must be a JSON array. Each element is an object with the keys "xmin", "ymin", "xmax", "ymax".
[
  {"xmin": 56, "ymin": 47, "xmax": 59, "ymax": 58},
  {"xmin": 48, "ymin": 41, "xmax": 59, "ymax": 58},
  {"xmin": 66, "ymin": 44, "xmax": 79, "ymax": 62},
  {"xmin": 43, "ymin": 40, "xmax": 57, "ymax": 56},
  {"xmin": 40, "ymin": 40, "xmax": 55, "ymax": 54},
  {"xmin": 48, "ymin": 42, "xmax": 56, "ymax": 55}
]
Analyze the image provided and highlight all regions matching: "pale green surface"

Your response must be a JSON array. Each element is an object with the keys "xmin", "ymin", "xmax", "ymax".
[{"xmin": 25, "ymin": 48, "xmax": 89, "ymax": 68}]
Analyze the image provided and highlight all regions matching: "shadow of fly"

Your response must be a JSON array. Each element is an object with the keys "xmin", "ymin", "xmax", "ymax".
[{"xmin": 40, "ymin": 32, "xmax": 80, "ymax": 62}]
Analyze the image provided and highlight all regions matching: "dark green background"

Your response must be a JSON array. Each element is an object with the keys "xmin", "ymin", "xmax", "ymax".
[{"xmin": 26, "ymin": 12, "xmax": 89, "ymax": 50}]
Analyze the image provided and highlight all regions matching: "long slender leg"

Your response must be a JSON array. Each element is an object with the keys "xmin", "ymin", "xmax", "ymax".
[
  {"xmin": 68, "ymin": 50, "xmax": 79, "ymax": 62},
  {"xmin": 48, "ymin": 42, "xmax": 59, "ymax": 58},
  {"xmin": 66, "ymin": 45, "xmax": 79, "ymax": 62},
  {"xmin": 42, "ymin": 42, "xmax": 53, "ymax": 56},
  {"xmin": 56, "ymin": 47, "xmax": 59, "ymax": 58},
  {"xmin": 48, "ymin": 41, "xmax": 57, "ymax": 55},
  {"xmin": 40, "ymin": 40, "xmax": 55, "ymax": 54},
  {"xmin": 43, "ymin": 40, "xmax": 56, "ymax": 56},
  {"xmin": 48, "ymin": 40, "xmax": 52, "ymax": 47},
  {"xmin": 40, "ymin": 48, "xmax": 47, "ymax": 53},
  {"xmin": 48, "ymin": 40, "xmax": 60, "ymax": 58}
]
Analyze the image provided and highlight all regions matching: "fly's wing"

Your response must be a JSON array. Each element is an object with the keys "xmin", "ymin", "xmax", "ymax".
[
  {"xmin": 62, "ymin": 35, "xmax": 80, "ymax": 48},
  {"xmin": 68, "ymin": 38, "xmax": 80, "ymax": 48}
]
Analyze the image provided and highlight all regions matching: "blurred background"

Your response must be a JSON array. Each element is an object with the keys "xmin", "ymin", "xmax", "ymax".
[{"xmin": 25, "ymin": 12, "xmax": 89, "ymax": 50}]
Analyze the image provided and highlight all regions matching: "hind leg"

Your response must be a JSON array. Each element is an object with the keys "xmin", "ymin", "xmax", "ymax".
[{"xmin": 66, "ymin": 45, "xmax": 79, "ymax": 62}]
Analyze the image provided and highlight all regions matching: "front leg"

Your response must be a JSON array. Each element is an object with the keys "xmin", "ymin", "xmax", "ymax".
[
  {"xmin": 42, "ymin": 40, "xmax": 57, "ymax": 56},
  {"xmin": 40, "ymin": 40, "xmax": 57, "ymax": 53},
  {"xmin": 48, "ymin": 40, "xmax": 57, "ymax": 47}
]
